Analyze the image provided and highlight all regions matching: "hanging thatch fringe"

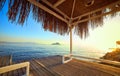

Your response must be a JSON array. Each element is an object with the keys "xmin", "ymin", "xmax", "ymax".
[
  {"xmin": 75, "ymin": 21, "xmax": 89, "ymax": 39},
  {"xmin": 6, "ymin": 0, "xmax": 69, "ymax": 35},
  {"xmin": 8, "ymin": 0, "xmax": 31, "ymax": 25},
  {"xmin": 109, "ymin": 4, "xmax": 120, "ymax": 18},
  {"xmin": 74, "ymin": 10, "xmax": 104, "ymax": 39},
  {"xmin": 0, "ymin": 0, "xmax": 6, "ymax": 11},
  {"xmin": 32, "ymin": 0, "xmax": 69, "ymax": 35},
  {"xmin": 90, "ymin": 11, "xmax": 103, "ymax": 29}
]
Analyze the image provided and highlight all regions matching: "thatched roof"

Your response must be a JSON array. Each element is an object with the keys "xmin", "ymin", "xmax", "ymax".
[{"xmin": 0, "ymin": 0, "xmax": 120, "ymax": 38}]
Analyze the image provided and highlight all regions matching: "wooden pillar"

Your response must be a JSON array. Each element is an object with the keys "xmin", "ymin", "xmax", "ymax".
[
  {"xmin": 10, "ymin": 55, "xmax": 12, "ymax": 65},
  {"xmin": 26, "ymin": 62, "xmax": 30, "ymax": 76},
  {"xmin": 70, "ymin": 27, "xmax": 72, "ymax": 55}
]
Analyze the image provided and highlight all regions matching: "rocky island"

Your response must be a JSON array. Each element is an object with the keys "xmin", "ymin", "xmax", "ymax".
[
  {"xmin": 51, "ymin": 42, "xmax": 60, "ymax": 45},
  {"xmin": 101, "ymin": 48, "xmax": 120, "ymax": 62}
]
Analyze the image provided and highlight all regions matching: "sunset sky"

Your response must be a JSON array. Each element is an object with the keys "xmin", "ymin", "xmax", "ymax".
[{"xmin": 0, "ymin": 2, "xmax": 120, "ymax": 52}]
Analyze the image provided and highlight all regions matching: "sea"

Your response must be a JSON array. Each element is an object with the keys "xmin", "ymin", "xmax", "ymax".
[{"xmin": 0, "ymin": 42, "xmax": 106, "ymax": 62}]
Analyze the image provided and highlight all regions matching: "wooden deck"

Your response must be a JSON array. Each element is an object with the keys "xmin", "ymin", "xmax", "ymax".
[
  {"xmin": 32, "ymin": 55, "xmax": 120, "ymax": 76},
  {"xmin": 0, "ymin": 55, "xmax": 120, "ymax": 76}
]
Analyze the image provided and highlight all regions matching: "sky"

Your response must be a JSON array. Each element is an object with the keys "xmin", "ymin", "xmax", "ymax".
[{"xmin": 0, "ymin": 2, "xmax": 120, "ymax": 52}]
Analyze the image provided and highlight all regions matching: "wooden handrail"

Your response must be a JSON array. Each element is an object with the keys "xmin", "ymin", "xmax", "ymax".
[
  {"xmin": 73, "ymin": 55, "xmax": 120, "ymax": 66},
  {"xmin": 0, "ymin": 62, "xmax": 30, "ymax": 76}
]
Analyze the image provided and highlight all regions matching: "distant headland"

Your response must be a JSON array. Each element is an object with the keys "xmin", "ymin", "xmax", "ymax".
[{"xmin": 51, "ymin": 42, "xmax": 60, "ymax": 45}]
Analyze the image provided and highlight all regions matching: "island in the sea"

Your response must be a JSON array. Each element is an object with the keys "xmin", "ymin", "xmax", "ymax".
[
  {"xmin": 51, "ymin": 42, "xmax": 60, "ymax": 45},
  {"xmin": 101, "ymin": 48, "xmax": 120, "ymax": 62}
]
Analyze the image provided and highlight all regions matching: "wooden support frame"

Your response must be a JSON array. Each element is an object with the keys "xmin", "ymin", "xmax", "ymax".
[
  {"xmin": 0, "ymin": 62, "xmax": 30, "ymax": 76},
  {"xmin": 29, "ymin": 0, "xmax": 120, "ymax": 27},
  {"xmin": 28, "ymin": 0, "xmax": 120, "ymax": 27},
  {"xmin": 54, "ymin": 0, "xmax": 66, "ymax": 7},
  {"xmin": 27, "ymin": 0, "xmax": 120, "ymax": 65},
  {"xmin": 72, "ymin": 0, "xmax": 120, "ymax": 20},
  {"xmin": 42, "ymin": 0, "xmax": 70, "ymax": 20},
  {"xmin": 72, "ymin": 7, "xmax": 120, "ymax": 25},
  {"xmin": 62, "ymin": 24, "xmax": 73, "ymax": 64},
  {"xmin": 71, "ymin": 0, "xmax": 76, "ymax": 18},
  {"xmin": 27, "ymin": 0, "xmax": 69, "ymax": 24},
  {"xmin": 69, "ymin": 0, "xmax": 75, "ymax": 54}
]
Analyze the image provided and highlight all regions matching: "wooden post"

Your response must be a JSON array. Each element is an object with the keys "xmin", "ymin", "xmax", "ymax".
[
  {"xmin": 10, "ymin": 55, "xmax": 12, "ymax": 65},
  {"xmin": 70, "ymin": 27, "xmax": 72, "ymax": 55},
  {"xmin": 26, "ymin": 62, "xmax": 30, "ymax": 76}
]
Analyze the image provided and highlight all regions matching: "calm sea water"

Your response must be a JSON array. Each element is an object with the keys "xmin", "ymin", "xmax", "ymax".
[{"xmin": 0, "ymin": 42, "xmax": 105, "ymax": 62}]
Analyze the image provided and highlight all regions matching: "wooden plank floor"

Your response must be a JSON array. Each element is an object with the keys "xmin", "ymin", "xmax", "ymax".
[
  {"xmin": 1, "ymin": 55, "xmax": 120, "ymax": 76},
  {"xmin": 34, "ymin": 55, "xmax": 120, "ymax": 76}
]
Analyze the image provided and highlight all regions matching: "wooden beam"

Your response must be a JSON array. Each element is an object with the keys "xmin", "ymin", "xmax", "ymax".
[
  {"xmin": 27, "ymin": 0, "xmax": 68, "ymax": 24},
  {"xmin": 54, "ymin": 0, "xmax": 65, "ymax": 7},
  {"xmin": 72, "ymin": 0, "xmax": 120, "ymax": 20},
  {"xmin": 72, "ymin": 7, "xmax": 120, "ymax": 25},
  {"xmin": 42, "ymin": 0, "xmax": 70, "ymax": 20},
  {"xmin": 71, "ymin": 0, "xmax": 76, "ymax": 18}
]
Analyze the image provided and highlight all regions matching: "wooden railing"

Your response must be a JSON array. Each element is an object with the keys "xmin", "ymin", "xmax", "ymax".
[
  {"xmin": 62, "ymin": 54, "xmax": 120, "ymax": 66},
  {"xmin": 0, "ymin": 62, "xmax": 30, "ymax": 76},
  {"xmin": 62, "ymin": 54, "xmax": 120, "ymax": 76},
  {"xmin": 62, "ymin": 54, "xmax": 72, "ymax": 63},
  {"xmin": 73, "ymin": 55, "xmax": 120, "ymax": 66}
]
